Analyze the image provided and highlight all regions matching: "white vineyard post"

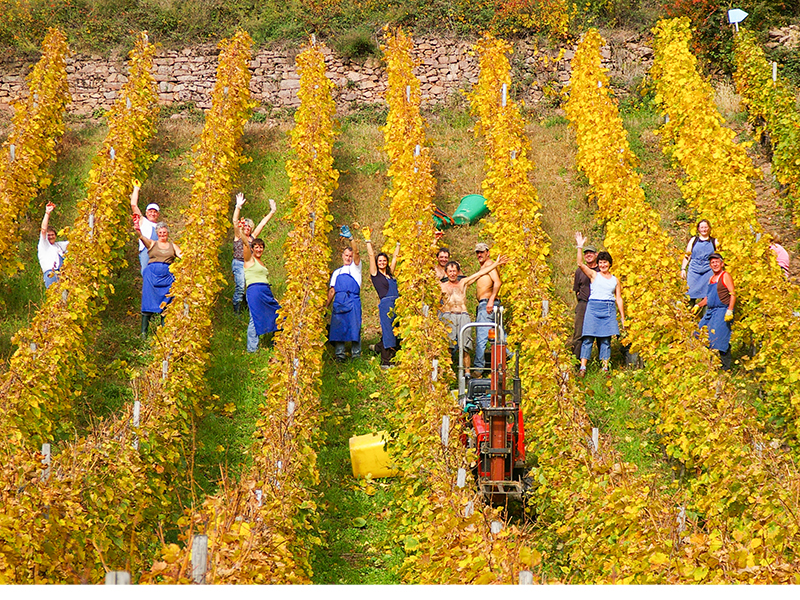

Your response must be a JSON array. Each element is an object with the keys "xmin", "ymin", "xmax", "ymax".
[
  {"xmin": 440, "ymin": 415, "xmax": 449, "ymax": 446},
  {"xmin": 519, "ymin": 571, "xmax": 534, "ymax": 585},
  {"xmin": 191, "ymin": 534, "xmax": 209, "ymax": 584},
  {"xmin": 40, "ymin": 443, "xmax": 51, "ymax": 482},
  {"xmin": 104, "ymin": 571, "xmax": 131, "ymax": 585}
]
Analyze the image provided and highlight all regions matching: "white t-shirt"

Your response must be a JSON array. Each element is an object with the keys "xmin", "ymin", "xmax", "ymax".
[
  {"xmin": 38, "ymin": 235, "xmax": 68, "ymax": 273},
  {"xmin": 138, "ymin": 217, "xmax": 157, "ymax": 252},
  {"xmin": 588, "ymin": 274, "xmax": 617, "ymax": 301},
  {"xmin": 330, "ymin": 260, "xmax": 362, "ymax": 289}
]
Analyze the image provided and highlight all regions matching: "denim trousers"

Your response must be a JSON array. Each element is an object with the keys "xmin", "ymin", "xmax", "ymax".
[
  {"xmin": 232, "ymin": 259, "xmax": 245, "ymax": 306},
  {"xmin": 581, "ymin": 336, "xmax": 611, "ymax": 361}
]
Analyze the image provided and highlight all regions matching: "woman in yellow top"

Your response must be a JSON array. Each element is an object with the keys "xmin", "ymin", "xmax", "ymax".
[
  {"xmin": 134, "ymin": 217, "xmax": 182, "ymax": 337},
  {"xmin": 234, "ymin": 217, "xmax": 281, "ymax": 353}
]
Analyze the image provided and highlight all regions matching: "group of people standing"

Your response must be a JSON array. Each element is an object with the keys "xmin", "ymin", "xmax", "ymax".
[
  {"xmin": 571, "ymin": 219, "xmax": 757, "ymax": 373},
  {"xmin": 35, "ymin": 192, "xmax": 791, "ymax": 373}
]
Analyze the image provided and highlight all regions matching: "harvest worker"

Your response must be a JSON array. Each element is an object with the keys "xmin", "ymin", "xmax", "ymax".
[
  {"xmin": 681, "ymin": 219, "xmax": 718, "ymax": 317},
  {"xmin": 231, "ymin": 192, "xmax": 277, "ymax": 315},
  {"xmin": 571, "ymin": 243, "xmax": 600, "ymax": 358},
  {"xmin": 130, "ymin": 179, "xmax": 161, "ymax": 274},
  {"xmin": 363, "ymin": 225, "xmax": 401, "ymax": 368},
  {"xmin": 769, "ymin": 235, "xmax": 790, "ymax": 279},
  {"xmin": 439, "ymin": 255, "xmax": 509, "ymax": 375},
  {"xmin": 134, "ymin": 217, "xmax": 182, "ymax": 337},
  {"xmin": 234, "ymin": 216, "xmax": 281, "ymax": 353},
  {"xmin": 575, "ymin": 232, "xmax": 625, "ymax": 377},
  {"xmin": 695, "ymin": 252, "xmax": 736, "ymax": 371},
  {"xmin": 38, "ymin": 202, "xmax": 68, "ymax": 289},
  {"xmin": 473, "ymin": 242, "xmax": 503, "ymax": 376},
  {"xmin": 327, "ymin": 224, "xmax": 362, "ymax": 362},
  {"xmin": 434, "ymin": 247, "xmax": 464, "ymax": 282}
]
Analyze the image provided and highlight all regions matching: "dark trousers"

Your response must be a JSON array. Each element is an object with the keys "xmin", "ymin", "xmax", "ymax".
[
  {"xmin": 374, "ymin": 340, "xmax": 398, "ymax": 366},
  {"xmin": 719, "ymin": 349, "xmax": 732, "ymax": 371}
]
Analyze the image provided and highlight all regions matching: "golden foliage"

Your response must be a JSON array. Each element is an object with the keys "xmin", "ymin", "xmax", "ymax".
[{"xmin": 0, "ymin": 28, "xmax": 70, "ymax": 278}]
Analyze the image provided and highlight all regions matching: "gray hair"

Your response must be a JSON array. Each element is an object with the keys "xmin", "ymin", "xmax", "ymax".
[{"xmin": 155, "ymin": 222, "xmax": 169, "ymax": 233}]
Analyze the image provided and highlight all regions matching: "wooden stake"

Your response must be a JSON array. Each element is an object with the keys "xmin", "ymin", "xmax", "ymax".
[
  {"xmin": 104, "ymin": 571, "xmax": 131, "ymax": 585},
  {"xmin": 40, "ymin": 443, "xmax": 51, "ymax": 482},
  {"xmin": 191, "ymin": 534, "xmax": 208, "ymax": 584}
]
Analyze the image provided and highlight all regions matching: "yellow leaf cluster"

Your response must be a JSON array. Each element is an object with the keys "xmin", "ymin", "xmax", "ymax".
[{"xmin": 0, "ymin": 28, "xmax": 70, "ymax": 278}]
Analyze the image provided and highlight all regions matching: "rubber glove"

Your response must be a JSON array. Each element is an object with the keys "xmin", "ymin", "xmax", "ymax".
[
  {"xmin": 268, "ymin": 198, "xmax": 277, "ymax": 212},
  {"xmin": 692, "ymin": 304, "xmax": 701, "ymax": 314},
  {"xmin": 132, "ymin": 178, "xmax": 141, "ymax": 189},
  {"xmin": 361, "ymin": 226, "xmax": 372, "ymax": 242},
  {"xmin": 725, "ymin": 310, "xmax": 734, "ymax": 322},
  {"xmin": 340, "ymin": 225, "xmax": 353, "ymax": 239}
]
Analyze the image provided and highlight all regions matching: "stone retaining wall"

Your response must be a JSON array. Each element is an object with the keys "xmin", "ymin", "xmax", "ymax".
[{"xmin": 0, "ymin": 34, "xmax": 657, "ymax": 115}]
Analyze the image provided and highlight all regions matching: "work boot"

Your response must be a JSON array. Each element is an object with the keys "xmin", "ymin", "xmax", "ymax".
[{"xmin": 141, "ymin": 313, "xmax": 151, "ymax": 338}]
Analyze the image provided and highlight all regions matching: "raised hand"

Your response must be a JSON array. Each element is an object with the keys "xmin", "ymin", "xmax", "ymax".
[
  {"xmin": 45, "ymin": 202, "xmax": 55, "ymax": 214},
  {"xmin": 235, "ymin": 193, "xmax": 246, "ymax": 209},
  {"xmin": 132, "ymin": 178, "xmax": 141, "ymax": 189},
  {"xmin": 575, "ymin": 232, "xmax": 587, "ymax": 247},
  {"xmin": 268, "ymin": 198, "xmax": 277, "ymax": 212}
]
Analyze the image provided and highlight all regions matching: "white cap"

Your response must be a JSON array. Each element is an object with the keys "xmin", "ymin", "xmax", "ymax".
[{"xmin": 145, "ymin": 203, "xmax": 160, "ymax": 212}]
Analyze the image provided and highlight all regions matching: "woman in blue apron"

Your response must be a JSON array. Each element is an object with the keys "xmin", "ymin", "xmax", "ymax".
[
  {"xmin": 681, "ymin": 219, "xmax": 718, "ymax": 317},
  {"xmin": 327, "ymin": 232, "xmax": 362, "ymax": 362},
  {"xmin": 696, "ymin": 252, "xmax": 735, "ymax": 370},
  {"xmin": 575, "ymin": 232, "xmax": 626, "ymax": 376},
  {"xmin": 135, "ymin": 221, "xmax": 182, "ymax": 337},
  {"xmin": 234, "ymin": 219, "xmax": 281, "ymax": 353},
  {"xmin": 363, "ymin": 226, "xmax": 401, "ymax": 367}
]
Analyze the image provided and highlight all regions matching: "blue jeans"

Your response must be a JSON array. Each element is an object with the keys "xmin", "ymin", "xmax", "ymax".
[
  {"xmin": 43, "ymin": 270, "xmax": 59, "ymax": 289},
  {"xmin": 474, "ymin": 299, "xmax": 497, "ymax": 370},
  {"xmin": 232, "ymin": 259, "xmax": 245, "ymax": 307},
  {"xmin": 247, "ymin": 314, "xmax": 259, "ymax": 353},
  {"xmin": 334, "ymin": 341, "xmax": 361, "ymax": 360},
  {"xmin": 581, "ymin": 336, "xmax": 611, "ymax": 361},
  {"xmin": 139, "ymin": 247, "xmax": 149, "ymax": 274}
]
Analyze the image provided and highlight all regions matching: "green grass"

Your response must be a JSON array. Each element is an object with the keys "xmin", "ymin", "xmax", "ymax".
[{"xmin": 311, "ymin": 357, "xmax": 403, "ymax": 584}]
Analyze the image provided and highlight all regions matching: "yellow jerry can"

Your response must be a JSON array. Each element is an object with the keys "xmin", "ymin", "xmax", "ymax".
[{"xmin": 349, "ymin": 431, "xmax": 398, "ymax": 479}]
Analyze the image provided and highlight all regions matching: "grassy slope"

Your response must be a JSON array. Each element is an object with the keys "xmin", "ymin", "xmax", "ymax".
[{"xmin": 0, "ymin": 72, "xmax": 797, "ymax": 579}]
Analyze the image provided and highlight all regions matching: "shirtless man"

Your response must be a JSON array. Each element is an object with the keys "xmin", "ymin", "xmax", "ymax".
[
  {"xmin": 440, "ymin": 254, "xmax": 509, "ymax": 372},
  {"xmin": 473, "ymin": 242, "xmax": 502, "ymax": 374}
]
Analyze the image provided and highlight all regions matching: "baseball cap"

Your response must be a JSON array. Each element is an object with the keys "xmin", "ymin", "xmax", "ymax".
[
  {"xmin": 708, "ymin": 252, "xmax": 723, "ymax": 261},
  {"xmin": 583, "ymin": 245, "xmax": 597, "ymax": 253},
  {"xmin": 146, "ymin": 203, "xmax": 160, "ymax": 212},
  {"xmin": 475, "ymin": 242, "xmax": 490, "ymax": 252}
]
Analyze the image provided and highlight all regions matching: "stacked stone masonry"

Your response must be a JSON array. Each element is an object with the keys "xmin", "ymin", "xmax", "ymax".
[{"xmin": 0, "ymin": 35, "xmax": 660, "ymax": 114}]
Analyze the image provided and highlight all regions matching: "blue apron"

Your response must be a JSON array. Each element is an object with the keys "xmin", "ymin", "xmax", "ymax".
[
  {"xmin": 141, "ymin": 262, "xmax": 175, "ymax": 314},
  {"xmin": 582, "ymin": 299, "xmax": 619, "ymax": 338},
  {"xmin": 687, "ymin": 238, "xmax": 715, "ymax": 299},
  {"xmin": 330, "ymin": 273, "xmax": 361, "ymax": 342},
  {"xmin": 698, "ymin": 273, "xmax": 731, "ymax": 352},
  {"xmin": 378, "ymin": 277, "xmax": 399, "ymax": 349},
  {"xmin": 247, "ymin": 282, "xmax": 281, "ymax": 335}
]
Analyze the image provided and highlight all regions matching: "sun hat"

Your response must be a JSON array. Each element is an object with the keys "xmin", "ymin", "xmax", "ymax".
[
  {"xmin": 146, "ymin": 203, "xmax": 160, "ymax": 212},
  {"xmin": 475, "ymin": 242, "xmax": 490, "ymax": 252}
]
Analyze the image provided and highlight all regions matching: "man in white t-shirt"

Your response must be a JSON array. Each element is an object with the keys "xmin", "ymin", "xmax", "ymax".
[
  {"xmin": 38, "ymin": 202, "xmax": 68, "ymax": 289},
  {"xmin": 327, "ymin": 226, "xmax": 362, "ymax": 361},
  {"xmin": 130, "ymin": 180, "xmax": 160, "ymax": 274}
]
